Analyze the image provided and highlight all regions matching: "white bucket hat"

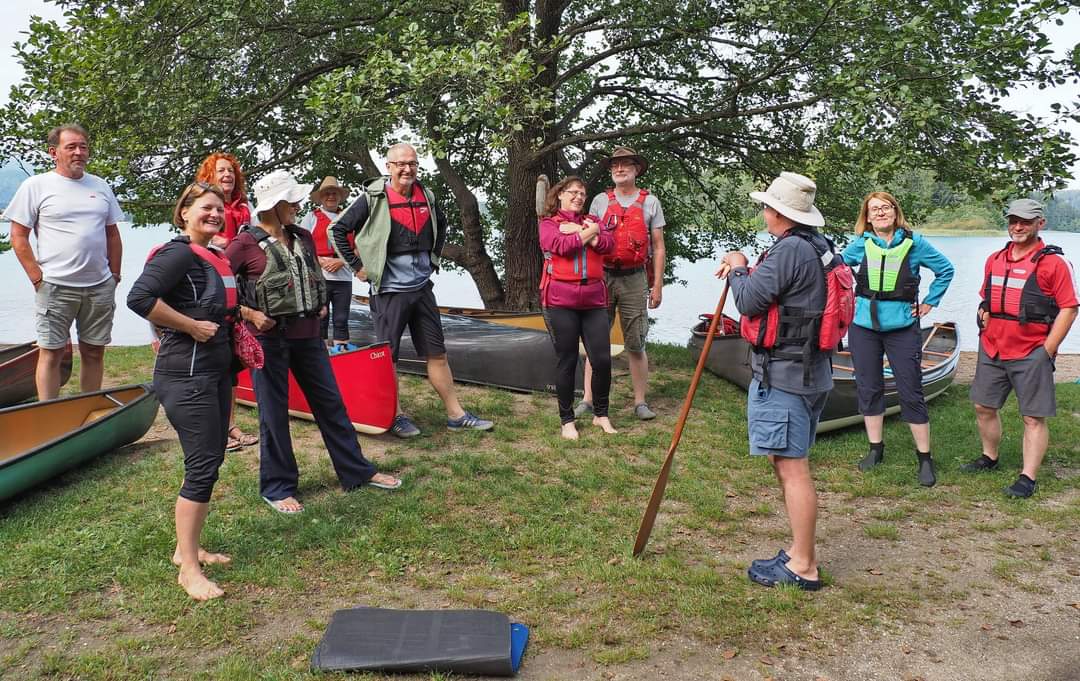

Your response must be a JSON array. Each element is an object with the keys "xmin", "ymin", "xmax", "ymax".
[
  {"xmin": 252, "ymin": 170, "xmax": 313, "ymax": 216},
  {"xmin": 749, "ymin": 172, "xmax": 825, "ymax": 227}
]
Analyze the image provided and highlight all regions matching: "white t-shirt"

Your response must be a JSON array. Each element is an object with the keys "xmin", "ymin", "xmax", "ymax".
[
  {"xmin": 4, "ymin": 170, "xmax": 124, "ymax": 286},
  {"xmin": 300, "ymin": 207, "xmax": 352, "ymax": 282},
  {"xmin": 588, "ymin": 189, "xmax": 666, "ymax": 231}
]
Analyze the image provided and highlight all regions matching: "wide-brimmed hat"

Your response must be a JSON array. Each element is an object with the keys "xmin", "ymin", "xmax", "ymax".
[
  {"xmin": 252, "ymin": 170, "xmax": 312, "ymax": 215},
  {"xmin": 600, "ymin": 146, "xmax": 649, "ymax": 176},
  {"xmin": 310, "ymin": 176, "xmax": 349, "ymax": 205},
  {"xmin": 749, "ymin": 172, "xmax": 825, "ymax": 228},
  {"xmin": 1005, "ymin": 198, "xmax": 1044, "ymax": 220}
]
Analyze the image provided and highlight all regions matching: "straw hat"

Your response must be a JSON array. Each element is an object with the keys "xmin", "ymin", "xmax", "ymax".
[
  {"xmin": 600, "ymin": 146, "xmax": 649, "ymax": 176},
  {"xmin": 310, "ymin": 176, "xmax": 349, "ymax": 205},
  {"xmin": 252, "ymin": 170, "xmax": 313, "ymax": 215},
  {"xmin": 749, "ymin": 172, "xmax": 825, "ymax": 227}
]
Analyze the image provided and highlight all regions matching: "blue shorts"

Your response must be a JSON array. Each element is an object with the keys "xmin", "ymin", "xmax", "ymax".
[{"xmin": 747, "ymin": 378, "xmax": 829, "ymax": 458}]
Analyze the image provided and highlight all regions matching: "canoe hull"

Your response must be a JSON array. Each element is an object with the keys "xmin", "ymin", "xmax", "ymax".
[
  {"xmin": 349, "ymin": 303, "xmax": 580, "ymax": 393},
  {"xmin": 688, "ymin": 318, "xmax": 960, "ymax": 433},
  {"xmin": 0, "ymin": 342, "xmax": 73, "ymax": 407},
  {"xmin": 0, "ymin": 384, "xmax": 160, "ymax": 503},
  {"xmin": 236, "ymin": 342, "xmax": 397, "ymax": 435}
]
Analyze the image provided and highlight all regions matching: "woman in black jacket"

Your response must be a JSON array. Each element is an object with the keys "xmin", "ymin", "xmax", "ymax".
[{"xmin": 128, "ymin": 182, "xmax": 236, "ymax": 601}]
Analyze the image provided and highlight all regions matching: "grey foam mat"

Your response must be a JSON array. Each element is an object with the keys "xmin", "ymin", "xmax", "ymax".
[{"xmin": 311, "ymin": 607, "xmax": 517, "ymax": 676}]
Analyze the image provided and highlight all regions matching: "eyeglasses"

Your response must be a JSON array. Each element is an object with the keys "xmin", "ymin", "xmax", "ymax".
[
  {"xmin": 387, "ymin": 161, "xmax": 419, "ymax": 169},
  {"xmin": 868, "ymin": 205, "xmax": 895, "ymax": 215},
  {"xmin": 561, "ymin": 190, "xmax": 587, "ymax": 197}
]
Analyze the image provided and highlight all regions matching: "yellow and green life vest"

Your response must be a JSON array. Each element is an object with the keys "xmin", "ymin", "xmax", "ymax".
[{"xmin": 854, "ymin": 230, "xmax": 920, "ymax": 330}]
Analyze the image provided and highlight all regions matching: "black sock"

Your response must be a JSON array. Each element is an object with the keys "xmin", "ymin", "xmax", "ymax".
[
  {"xmin": 870, "ymin": 441, "xmax": 884, "ymax": 454},
  {"xmin": 1020, "ymin": 473, "xmax": 1035, "ymax": 484},
  {"xmin": 917, "ymin": 451, "xmax": 932, "ymax": 461}
]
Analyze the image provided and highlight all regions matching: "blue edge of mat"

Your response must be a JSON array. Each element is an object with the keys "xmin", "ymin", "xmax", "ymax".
[{"xmin": 510, "ymin": 623, "xmax": 530, "ymax": 673}]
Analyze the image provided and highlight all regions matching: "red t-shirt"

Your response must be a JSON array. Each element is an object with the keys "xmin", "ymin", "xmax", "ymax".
[{"xmin": 979, "ymin": 239, "xmax": 1077, "ymax": 360}]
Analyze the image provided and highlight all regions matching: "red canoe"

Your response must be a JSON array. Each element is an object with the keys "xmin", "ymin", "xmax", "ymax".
[
  {"xmin": 0, "ymin": 342, "xmax": 73, "ymax": 408},
  {"xmin": 236, "ymin": 342, "xmax": 397, "ymax": 435}
]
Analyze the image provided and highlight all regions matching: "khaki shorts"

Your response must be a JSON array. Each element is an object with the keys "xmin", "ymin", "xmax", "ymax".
[
  {"xmin": 605, "ymin": 269, "xmax": 649, "ymax": 352},
  {"xmin": 35, "ymin": 278, "xmax": 116, "ymax": 349}
]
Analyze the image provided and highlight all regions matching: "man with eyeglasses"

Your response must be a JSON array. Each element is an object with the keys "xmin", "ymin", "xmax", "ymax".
[
  {"xmin": 964, "ymin": 199, "xmax": 1077, "ymax": 497},
  {"xmin": 575, "ymin": 146, "xmax": 667, "ymax": 421},
  {"xmin": 6, "ymin": 123, "xmax": 124, "ymax": 400},
  {"xmin": 331, "ymin": 142, "xmax": 493, "ymax": 437}
]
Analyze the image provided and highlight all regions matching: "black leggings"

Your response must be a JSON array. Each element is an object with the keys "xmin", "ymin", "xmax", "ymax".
[
  {"xmin": 545, "ymin": 306, "xmax": 611, "ymax": 424},
  {"xmin": 321, "ymin": 280, "xmax": 353, "ymax": 341},
  {"xmin": 154, "ymin": 371, "xmax": 232, "ymax": 503}
]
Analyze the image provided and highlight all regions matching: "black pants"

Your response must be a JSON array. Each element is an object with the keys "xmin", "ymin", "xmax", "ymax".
[
  {"xmin": 848, "ymin": 322, "xmax": 929, "ymax": 424},
  {"xmin": 545, "ymin": 306, "xmax": 611, "ymax": 424},
  {"xmin": 154, "ymin": 371, "xmax": 232, "ymax": 503},
  {"xmin": 252, "ymin": 334, "xmax": 377, "ymax": 500},
  {"xmin": 321, "ymin": 280, "xmax": 353, "ymax": 341}
]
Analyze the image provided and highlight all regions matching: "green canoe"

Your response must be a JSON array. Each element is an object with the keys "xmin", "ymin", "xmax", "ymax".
[{"xmin": 0, "ymin": 384, "xmax": 160, "ymax": 503}]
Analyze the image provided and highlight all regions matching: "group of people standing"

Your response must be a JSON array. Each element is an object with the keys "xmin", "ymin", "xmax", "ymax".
[
  {"xmin": 715, "ymin": 173, "xmax": 1076, "ymax": 591},
  {"xmin": 7, "ymin": 124, "xmax": 1076, "ymax": 600}
]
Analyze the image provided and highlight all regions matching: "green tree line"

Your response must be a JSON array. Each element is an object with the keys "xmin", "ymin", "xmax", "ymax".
[{"xmin": 1, "ymin": 1, "xmax": 1078, "ymax": 307}]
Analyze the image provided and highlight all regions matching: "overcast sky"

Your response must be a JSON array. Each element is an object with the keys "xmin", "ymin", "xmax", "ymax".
[{"xmin": 1, "ymin": 1, "xmax": 1077, "ymax": 188}]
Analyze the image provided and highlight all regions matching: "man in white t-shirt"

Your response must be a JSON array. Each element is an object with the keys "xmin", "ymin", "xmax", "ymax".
[
  {"xmin": 6, "ymin": 124, "xmax": 124, "ymax": 399},
  {"xmin": 576, "ymin": 147, "xmax": 667, "ymax": 421}
]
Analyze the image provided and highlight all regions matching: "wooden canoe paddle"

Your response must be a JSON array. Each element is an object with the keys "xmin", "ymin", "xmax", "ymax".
[{"xmin": 632, "ymin": 281, "xmax": 730, "ymax": 558}]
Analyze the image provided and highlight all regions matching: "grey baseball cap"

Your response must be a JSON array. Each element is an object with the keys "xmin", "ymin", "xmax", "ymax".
[{"xmin": 1005, "ymin": 198, "xmax": 1044, "ymax": 220}]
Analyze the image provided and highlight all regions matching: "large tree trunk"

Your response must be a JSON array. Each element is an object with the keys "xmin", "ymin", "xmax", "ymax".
[{"xmin": 502, "ymin": 140, "xmax": 545, "ymax": 310}]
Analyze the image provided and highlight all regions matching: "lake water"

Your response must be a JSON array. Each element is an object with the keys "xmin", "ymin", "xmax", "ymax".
[{"xmin": 2, "ymin": 224, "xmax": 1079, "ymax": 352}]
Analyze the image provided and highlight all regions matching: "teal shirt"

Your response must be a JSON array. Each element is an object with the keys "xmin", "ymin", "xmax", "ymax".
[{"xmin": 841, "ymin": 230, "xmax": 954, "ymax": 332}]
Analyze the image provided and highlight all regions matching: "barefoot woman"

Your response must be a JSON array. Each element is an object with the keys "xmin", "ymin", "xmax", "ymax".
[
  {"xmin": 538, "ymin": 176, "xmax": 617, "ymax": 439},
  {"xmin": 128, "ymin": 183, "xmax": 236, "ymax": 600}
]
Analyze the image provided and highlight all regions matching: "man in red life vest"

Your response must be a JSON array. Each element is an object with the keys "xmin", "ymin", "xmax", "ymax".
[
  {"xmin": 964, "ymin": 199, "xmax": 1078, "ymax": 497},
  {"xmin": 330, "ymin": 143, "xmax": 493, "ymax": 438},
  {"xmin": 715, "ymin": 172, "xmax": 834, "ymax": 591},
  {"xmin": 576, "ymin": 147, "xmax": 667, "ymax": 421}
]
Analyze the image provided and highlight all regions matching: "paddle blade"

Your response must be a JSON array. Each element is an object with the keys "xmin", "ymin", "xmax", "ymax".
[{"xmin": 632, "ymin": 444, "xmax": 676, "ymax": 557}]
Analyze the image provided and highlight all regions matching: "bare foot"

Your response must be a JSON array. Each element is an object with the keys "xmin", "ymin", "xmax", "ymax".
[
  {"xmin": 593, "ymin": 416, "xmax": 618, "ymax": 434},
  {"xmin": 172, "ymin": 548, "xmax": 232, "ymax": 567},
  {"xmin": 177, "ymin": 568, "xmax": 224, "ymax": 601},
  {"xmin": 367, "ymin": 472, "xmax": 402, "ymax": 489},
  {"xmin": 265, "ymin": 496, "xmax": 303, "ymax": 513},
  {"xmin": 561, "ymin": 423, "xmax": 579, "ymax": 440}
]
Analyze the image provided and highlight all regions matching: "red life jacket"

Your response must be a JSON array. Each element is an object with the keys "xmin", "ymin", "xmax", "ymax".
[
  {"xmin": 739, "ymin": 229, "xmax": 855, "ymax": 385},
  {"xmin": 982, "ymin": 242, "xmax": 1063, "ymax": 326},
  {"xmin": 146, "ymin": 240, "xmax": 238, "ymax": 319},
  {"xmin": 539, "ymin": 217, "xmax": 606, "ymax": 290},
  {"xmin": 221, "ymin": 196, "xmax": 251, "ymax": 243},
  {"xmin": 601, "ymin": 188, "xmax": 651, "ymax": 273},
  {"xmin": 311, "ymin": 208, "xmax": 354, "ymax": 257}
]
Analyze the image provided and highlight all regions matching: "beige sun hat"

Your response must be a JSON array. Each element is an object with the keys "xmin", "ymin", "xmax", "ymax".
[
  {"xmin": 749, "ymin": 172, "xmax": 825, "ymax": 227},
  {"xmin": 310, "ymin": 176, "xmax": 349, "ymax": 205},
  {"xmin": 252, "ymin": 170, "xmax": 313, "ymax": 216}
]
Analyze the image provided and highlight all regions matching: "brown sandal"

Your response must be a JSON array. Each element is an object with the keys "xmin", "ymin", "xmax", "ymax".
[{"xmin": 228, "ymin": 426, "xmax": 258, "ymax": 448}]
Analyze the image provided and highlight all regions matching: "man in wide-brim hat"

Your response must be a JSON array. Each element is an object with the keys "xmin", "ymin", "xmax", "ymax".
[
  {"xmin": 576, "ymin": 146, "xmax": 668, "ymax": 423},
  {"xmin": 715, "ymin": 171, "xmax": 834, "ymax": 592}
]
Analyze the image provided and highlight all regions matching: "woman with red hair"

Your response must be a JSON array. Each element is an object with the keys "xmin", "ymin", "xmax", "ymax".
[
  {"xmin": 195, "ymin": 152, "xmax": 254, "ymax": 246},
  {"xmin": 195, "ymin": 152, "xmax": 258, "ymax": 450}
]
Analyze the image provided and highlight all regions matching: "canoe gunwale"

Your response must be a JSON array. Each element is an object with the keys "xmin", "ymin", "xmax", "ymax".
[{"xmin": 0, "ymin": 384, "xmax": 155, "ymax": 471}]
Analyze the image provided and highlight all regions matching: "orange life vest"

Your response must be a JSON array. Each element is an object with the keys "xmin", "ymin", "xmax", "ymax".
[{"xmin": 601, "ymin": 188, "xmax": 650, "ymax": 271}]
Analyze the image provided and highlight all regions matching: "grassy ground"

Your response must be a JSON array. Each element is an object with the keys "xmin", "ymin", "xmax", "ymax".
[{"xmin": 1, "ymin": 344, "xmax": 1078, "ymax": 680}]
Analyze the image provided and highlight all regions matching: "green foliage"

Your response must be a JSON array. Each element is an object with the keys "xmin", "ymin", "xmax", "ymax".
[{"xmin": 1, "ymin": 0, "xmax": 1077, "ymax": 303}]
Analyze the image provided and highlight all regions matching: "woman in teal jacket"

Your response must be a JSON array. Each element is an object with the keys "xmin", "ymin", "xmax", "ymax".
[{"xmin": 841, "ymin": 191, "xmax": 954, "ymax": 487}]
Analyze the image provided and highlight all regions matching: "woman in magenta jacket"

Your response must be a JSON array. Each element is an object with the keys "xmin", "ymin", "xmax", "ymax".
[{"xmin": 539, "ymin": 176, "xmax": 616, "ymax": 439}]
